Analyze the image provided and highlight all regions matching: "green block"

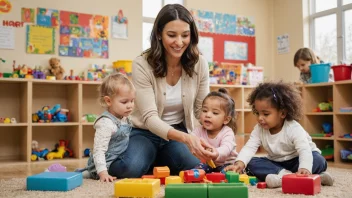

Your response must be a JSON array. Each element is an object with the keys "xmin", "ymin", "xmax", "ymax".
[
  {"xmin": 208, "ymin": 183, "xmax": 248, "ymax": 198},
  {"xmin": 225, "ymin": 171, "xmax": 239, "ymax": 183},
  {"xmin": 249, "ymin": 176, "xmax": 257, "ymax": 185},
  {"xmin": 165, "ymin": 184, "xmax": 208, "ymax": 198}
]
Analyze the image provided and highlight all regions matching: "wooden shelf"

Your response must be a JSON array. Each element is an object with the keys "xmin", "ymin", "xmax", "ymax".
[
  {"xmin": 305, "ymin": 112, "xmax": 333, "ymax": 115},
  {"xmin": 32, "ymin": 122, "xmax": 80, "ymax": 126},
  {"xmin": 336, "ymin": 138, "xmax": 352, "ymax": 142},
  {"xmin": 0, "ymin": 123, "xmax": 28, "ymax": 127},
  {"xmin": 311, "ymin": 137, "xmax": 334, "ymax": 140}
]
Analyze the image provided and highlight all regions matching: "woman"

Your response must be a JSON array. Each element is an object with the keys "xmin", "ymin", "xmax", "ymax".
[{"xmin": 109, "ymin": 4, "xmax": 212, "ymax": 178}]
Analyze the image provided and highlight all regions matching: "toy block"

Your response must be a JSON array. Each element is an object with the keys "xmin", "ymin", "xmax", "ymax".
[
  {"xmin": 249, "ymin": 176, "xmax": 257, "ymax": 186},
  {"xmin": 27, "ymin": 172, "xmax": 82, "ymax": 191},
  {"xmin": 142, "ymin": 175, "xmax": 156, "ymax": 179},
  {"xmin": 225, "ymin": 171, "xmax": 239, "ymax": 183},
  {"xmin": 153, "ymin": 166, "xmax": 170, "ymax": 178},
  {"xmin": 239, "ymin": 174, "xmax": 249, "ymax": 184},
  {"xmin": 282, "ymin": 174, "xmax": 321, "ymax": 195},
  {"xmin": 206, "ymin": 172, "xmax": 225, "ymax": 183},
  {"xmin": 208, "ymin": 183, "xmax": 248, "ymax": 198},
  {"xmin": 160, "ymin": 177, "xmax": 166, "ymax": 185},
  {"xmin": 184, "ymin": 169, "xmax": 206, "ymax": 183},
  {"xmin": 257, "ymin": 182, "xmax": 266, "ymax": 189},
  {"xmin": 114, "ymin": 178, "xmax": 160, "ymax": 197},
  {"xmin": 165, "ymin": 183, "xmax": 208, "ymax": 198},
  {"xmin": 165, "ymin": 176, "xmax": 182, "ymax": 185}
]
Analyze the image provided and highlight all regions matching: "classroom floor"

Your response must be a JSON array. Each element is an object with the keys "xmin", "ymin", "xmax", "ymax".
[{"xmin": 0, "ymin": 160, "xmax": 351, "ymax": 198}]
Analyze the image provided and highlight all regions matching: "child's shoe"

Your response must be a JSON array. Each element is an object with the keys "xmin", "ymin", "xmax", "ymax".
[
  {"xmin": 265, "ymin": 169, "xmax": 292, "ymax": 188},
  {"xmin": 320, "ymin": 171, "xmax": 334, "ymax": 186}
]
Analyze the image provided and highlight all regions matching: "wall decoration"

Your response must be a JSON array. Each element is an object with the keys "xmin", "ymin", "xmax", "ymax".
[
  {"xmin": 2, "ymin": 20, "xmax": 24, "ymax": 27},
  {"xmin": 22, "ymin": 8, "xmax": 35, "ymax": 23},
  {"xmin": 215, "ymin": 13, "xmax": 236, "ymax": 35},
  {"xmin": 59, "ymin": 10, "xmax": 109, "ymax": 58},
  {"xmin": 0, "ymin": 0, "xmax": 12, "ymax": 14},
  {"xmin": 0, "ymin": 26, "xmax": 14, "ymax": 49},
  {"xmin": 236, "ymin": 16, "xmax": 255, "ymax": 36},
  {"xmin": 26, "ymin": 25, "xmax": 55, "ymax": 54},
  {"xmin": 198, "ymin": 37, "xmax": 213, "ymax": 62},
  {"xmin": 224, "ymin": 41, "xmax": 248, "ymax": 61},
  {"xmin": 277, "ymin": 33, "xmax": 289, "ymax": 54},
  {"xmin": 190, "ymin": 9, "xmax": 214, "ymax": 33},
  {"xmin": 37, "ymin": 8, "xmax": 59, "ymax": 27},
  {"xmin": 112, "ymin": 9, "xmax": 128, "ymax": 39}
]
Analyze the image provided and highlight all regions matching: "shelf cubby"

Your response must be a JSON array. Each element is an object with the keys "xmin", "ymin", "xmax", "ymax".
[
  {"xmin": 334, "ymin": 83, "xmax": 352, "ymax": 113},
  {"xmin": 334, "ymin": 114, "xmax": 352, "ymax": 138},
  {"xmin": 335, "ymin": 140, "xmax": 352, "ymax": 164},
  {"xmin": 304, "ymin": 85, "xmax": 333, "ymax": 113},
  {"xmin": 0, "ymin": 126, "xmax": 28, "ymax": 163},
  {"xmin": 244, "ymin": 111, "xmax": 257, "ymax": 134},
  {"xmin": 305, "ymin": 115, "xmax": 333, "ymax": 135},
  {"xmin": 243, "ymin": 87, "xmax": 254, "ymax": 109},
  {"xmin": 82, "ymin": 84, "xmax": 104, "ymax": 117},
  {"xmin": 82, "ymin": 125, "xmax": 95, "ymax": 157}
]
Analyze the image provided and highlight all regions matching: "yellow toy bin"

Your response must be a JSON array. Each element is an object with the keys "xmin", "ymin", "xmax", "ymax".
[{"xmin": 113, "ymin": 60, "xmax": 132, "ymax": 73}]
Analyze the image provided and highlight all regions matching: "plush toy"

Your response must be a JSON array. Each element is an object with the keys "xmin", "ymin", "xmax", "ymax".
[{"xmin": 48, "ymin": 58, "xmax": 65, "ymax": 80}]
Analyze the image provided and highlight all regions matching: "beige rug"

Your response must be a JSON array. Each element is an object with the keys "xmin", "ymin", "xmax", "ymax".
[{"xmin": 0, "ymin": 167, "xmax": 351, "ymax": 198}]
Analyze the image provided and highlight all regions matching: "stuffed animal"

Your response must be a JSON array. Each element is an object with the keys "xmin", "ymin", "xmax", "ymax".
[{"xmin": 48, "ymin": 58, "xmax": 65, "ymax": 80}]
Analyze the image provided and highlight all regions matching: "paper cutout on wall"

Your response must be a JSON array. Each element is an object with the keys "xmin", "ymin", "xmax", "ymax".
[
  {"xmin": 277, "ymin": 34, "xmax": 289, "ymax": 54},
  {"xmin": 22, "ymin": 8, "xmax": 35, "ymax": 23},
  {"xmin": 0, "ymin": 0, "xmax": 12, "ymax": 14},
  {"xmin": 26, "ymin": 25, "xmax": 55, "ymax": 54},
  {"xmin": 236, "ymin": 16, "xmax": 255, "ymax": 36},
  {"xmin": 0, "ymin": 26, "xmax": 14, "ymax": 49},
  {"xmin": 112, "ymin": 10, "xmax": 128, "ymax": 39},
  {"xmin": 215, "ymin": 13, "xmax": 236, "ymax": 35},
  {"xmin": 59, "ymin": 10, "xmax": 109, "ymax": 59},
  {"xmin": 191, "ymin": 9, "xmax": 214, "ymax": 33},
  {"xmin": 198, "ymin": 37, "xmax": 213, "ymax": 62},
  {"xmin": 224, "ymin": 41, "xmax": 248, "ymax": 61},
  {"xmin": 36, "ymin": 8, "xmax": 59, "ymax": 28}
]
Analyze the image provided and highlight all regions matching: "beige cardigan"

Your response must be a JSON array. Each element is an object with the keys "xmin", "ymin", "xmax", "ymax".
[{"xmin": 130, "ymin": 55, "xmax": 209, "ymax": 140}]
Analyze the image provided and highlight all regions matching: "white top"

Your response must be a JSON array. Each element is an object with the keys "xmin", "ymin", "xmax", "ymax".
[
  {"xmin": 161, "ymin": 79, "xmax": 184, "ymax": 125},
  {"xmin": 236, "ymin": 120, "xmax": 320, "ymax": 173},
  {"xmin": 191, "ymin": 126, "xmax": 238, "ymax": 166}
]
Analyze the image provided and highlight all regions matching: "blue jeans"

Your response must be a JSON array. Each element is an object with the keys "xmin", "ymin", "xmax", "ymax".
[
  {"xmin": 109, "ymin": 123, "xmax": 200, "ymax": 178},
  {"xmin": 246, "ymin": 151, "xmax": 327, "ymax": 181}
]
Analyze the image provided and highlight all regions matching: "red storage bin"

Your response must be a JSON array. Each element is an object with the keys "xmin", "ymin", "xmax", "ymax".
[{"xmin": 332, "ymin": 64, "xmax": 352, "ymax": 81}]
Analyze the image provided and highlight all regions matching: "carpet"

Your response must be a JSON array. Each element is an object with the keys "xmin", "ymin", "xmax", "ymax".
[{"xmin": 0, "ymin": 167, "xmax": 351, "ymax": 198}]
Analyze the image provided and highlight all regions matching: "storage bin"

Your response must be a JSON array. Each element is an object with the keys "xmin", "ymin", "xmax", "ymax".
[
  {"xmin": 113, "ymin": 60, "xmax": 132, "ymax": 73},
  {"xmin": 331, "ymin": 64, "xmax": 352, "ymax": 81},
  {"xmin": 309, "ymin": 63, "xmax": 331, "ymax": 83}
]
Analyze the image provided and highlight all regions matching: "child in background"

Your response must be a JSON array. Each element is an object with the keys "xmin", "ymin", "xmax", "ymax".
[
  {"xmin": 224, "ymin": 82, "xmax": 334, "ymax": 188},
  {"xmin": 192, "ymin": 88, "xmax": 237, "ymax": 173},
  {"xmin": 294, "ymin": 47, "xmax": 333, "ymax": 83},
  {"xmin": 77, "ymin": 73, "xmax": 135, "ymax": 182}
]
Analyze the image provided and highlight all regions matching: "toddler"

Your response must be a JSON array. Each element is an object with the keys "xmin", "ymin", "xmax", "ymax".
[
  {"xmin": 77, "ymin": 73, "xmax": 135, "ymax": 182},
  {"xmin": 192, "ymin": 88, "xmax": 237, "ymax": 173},
  {"xmin": 225, "ymin": 82, "xmax": 334, "ymax": 188}
]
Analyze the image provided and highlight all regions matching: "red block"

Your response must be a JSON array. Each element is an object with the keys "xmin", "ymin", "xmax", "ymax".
[
  {"xmin": 160, "ymin": 177, "xmax": 165, "ymax": 185},
  {"xmin": 206, "ymin": 172, "xmax": 225, "ymax": 183},
  {"xmin": 184, "ymin": 169, "xmax": 205, "ymax": 183},
  {"xmin": 282, "ymin": 174, "xmax": 321, "ymax": 195},
  {"xmin": 257, "ymin": 182, "xmax": 266, "ymax": 189}
]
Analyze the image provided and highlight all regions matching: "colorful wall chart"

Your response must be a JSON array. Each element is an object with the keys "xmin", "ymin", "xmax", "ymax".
[
  {"xmin": 36, "ymin": 8, "xmax": 59, "ymax": 28},
  {"xmin": 21, "ymin": 8, "xmax": 35, "ymax": 23},
  {"xmin": 26, "ymin": 25, "xmax": 55, "ymax": 54},
  {"xmin": 59, "ymin": 10, "xmax": 109, "ymax": 58}
]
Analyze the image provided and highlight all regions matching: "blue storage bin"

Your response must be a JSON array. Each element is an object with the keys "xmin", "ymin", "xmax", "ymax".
[{"xmin": 309, "ymin": 63, "xmax": 331, "ymax": 83}]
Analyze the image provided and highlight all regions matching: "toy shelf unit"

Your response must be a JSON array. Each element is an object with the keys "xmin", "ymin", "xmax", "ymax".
[
  {"xmin": 0, "ymin": 126, "xmax": 28, "ymax": 163},
  {"xmin": 301, "ymin": 81, "xmax": 352, "ymax": 168}
]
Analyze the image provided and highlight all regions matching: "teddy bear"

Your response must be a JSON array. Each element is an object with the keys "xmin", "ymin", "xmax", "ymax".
[{"xmin": 48, "ymin": 57, "xmax": 65, "ymax": 80}]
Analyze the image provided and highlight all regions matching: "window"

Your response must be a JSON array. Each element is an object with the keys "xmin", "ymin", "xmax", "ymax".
[
  {"xmin": 310, "ymin": 0, "xmax": 352, "ymax": 64},
  {"xmin": 142, "ymin": 0, "xmax": 184, "ymax": 51}
]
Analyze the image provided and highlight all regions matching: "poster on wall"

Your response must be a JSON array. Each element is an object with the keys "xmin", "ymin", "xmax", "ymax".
[
  {"xmin": 0, "ymin": 26, "xmax": 14, "ymax": 49},
  {"xmin": 0, "ymin": 0, "xmax": 12, "ymax": 14},
  {"xmin": 36, "ymin": 8, "xmax": 59, "ymax": 28},
  {"xmin": 215, "ymin": 13, "xmax": 236, "ymax": 35},
  {"xmin": 277, "ymin": 34, "xmax": 289, "ymax": 54},
  {"xmin": 26, "ymin": 25, "xmax": 55, "ymax": 54},
  {"xmin": 198, "ymin": 37, "xmax": 213, "ymax": 62},
  {"xmin": 224, "ymin": 41, "xmax": 248, "ymax": 61},
  {"xmin": 190, "ymin": 9, "xmax": 214, "ymax": 33},
  {"xmin": 59, "ymin": 10, "xmax": 109, "ymax": 58},
  {"xmin": 112, "ymin": 10, "xmax": 128, "ymax": 39},
  {"xmin": 21, "ymin": 8, "xmax": 35, "ymax": 23},
  {"xmin": 236, "ymin": 16, "xmax": 255, "ymax": 36}
]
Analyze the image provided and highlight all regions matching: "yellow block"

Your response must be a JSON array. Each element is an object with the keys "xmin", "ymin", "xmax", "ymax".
[
  {"xmin": 165, "ymin": 176, "xmax": 183, "ymax": 185},
  {"xmin": 113, "ymin": 60, "xmax": 132, "ymax": 73},
  {"xmin": 46, "ymin": 76, "xmax": 56, "ymax": 80},
  {"xmin": 179, "ymin": 171, "xmax": 184, "ymax": 183},
  {"xmin": 114, "ymin": 178, "xmax": 160, "ymax": 197},
  {"xmin": 239, "ymin": 174, "xmax": 249, "ymax": 184}
]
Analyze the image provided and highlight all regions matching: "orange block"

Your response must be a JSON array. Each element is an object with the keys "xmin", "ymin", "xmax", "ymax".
[{"xmin": 153, "ymin": 166, "xmax": 170, "ymax": 178}]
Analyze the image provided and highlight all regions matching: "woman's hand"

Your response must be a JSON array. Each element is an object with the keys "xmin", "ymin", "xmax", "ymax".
[
  {"xmin": 296, "ymin": 168, "xmax": 310, "ymax": 175},
  {"xmin": 98, "ymin": 170, "xmax": 116, "ymax": 182},
  {"xmin": 202, "ymin": 141, "xmax": 219, "ymax": 160},
  {"xmin": 184, "ymin": 134, "xmax": 213, "ymax": 161},
  {"xmin": 224, "ymin": 161, "xmax": 245, "ymax": 173}
]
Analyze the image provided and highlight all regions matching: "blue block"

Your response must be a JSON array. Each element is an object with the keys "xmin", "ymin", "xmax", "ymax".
[{"xmin": 27, "ymin": 172, "xmax": 83, "ymax": 191}]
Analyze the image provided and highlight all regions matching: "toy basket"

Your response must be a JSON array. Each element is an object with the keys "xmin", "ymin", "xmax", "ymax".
[
  {"xmin": 113, "ymin": 60, "xmax": 132, "ymax": 73},
  {"xmin": 309, "ymin": 63, "xmax": 331, "ymax": 83},
  {"xmin": 331, "ymin": 64, "xmax": 352, "ymax": 81}
]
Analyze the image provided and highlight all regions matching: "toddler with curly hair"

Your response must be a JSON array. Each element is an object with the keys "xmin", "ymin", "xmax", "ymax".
[{"xmin": 225, "ymin": 81, "xmax": 334, "ymax": 188}]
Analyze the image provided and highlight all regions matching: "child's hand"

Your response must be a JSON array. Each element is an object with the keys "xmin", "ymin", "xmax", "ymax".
[
  {"xmin": 98, "ymin": 170, "xmax": 116, "ymax": 182},
  {"xmin": 296, "ymin": 168, "xmax": 311, "ymax": 175},
  {"xmin": 224, "ymin": 161, "xmax": 245, "ymax": 173},
  {"xmin": 200, "ymin": 138, "xmax": 218, "ymax": 159}
]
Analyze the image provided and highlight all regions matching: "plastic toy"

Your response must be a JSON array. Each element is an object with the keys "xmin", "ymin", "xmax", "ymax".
[
  {"xmin": 45, "ymin": 163, "xmax": 67, "ymax": 172},
  {"xmin": 340, "ymin": 149, "xmax": 352, "ymax": 162},
  {"xmin": 208, "ymin": 183, "xmax": 248, "ymax": 198},
  {"xmin": 239, "ymin": 174, "xmax": 249, "ymax": 184},
  {"xmin": 27, "ymin": 172, "xmax": 82, "ymax": 191},
  {"xmin": 153, "ymin": 166, "xmax": 170, "ymax": 178},
  {"xmin": 33, "ymin": 105, "xmax": 69, "ymax": 123},
  {"xmin": 46, "ymin": 140, "xmax": 67, "ymax": 160},
  {"xmin": 3, "ymin": 118, "xmax": 11, "ymax": 123},
  {"xmin": 312, "ymin": 100, "xmax": 333, "ymax": 112},
  {"xmin": 165, "ymin": 183, "xmax": 208, "ymax": 198},
  {"xmin": 321, "ymin": 145, "xmax": 334, "ymax": 160},
  {"xmin": 206, "ymin": 172, "xmax": 226, "ymax": 183},
  {"xmin": 81, "ymin": 114, "xmax": 97, "ymax": 123},
  {"xmin": 322, "ymin": 122, "xmax": 333, "ymax": 134},
  {"xmin": 31, "ymin": 140, "xmax": 49, "ymax": 161},
  {"xmin": 183, "ymin": 169, "xmax": 206, "ymax": 183},
  {"xmin": 225, "ymin": 171, "xmax": 239, "ymax": 183},
  {"xmin": 282, "ymin": 174, "xmax": 321, "ymax": 195},
  {"xmin": 249, "ymin": 176, "xmax": 257, "ymax": 186},
  {"xmin": 114, "ymin": 178, "xmax": 160, "ymax": 198},
  {"xmin": 10, "ymin": 118, "xmax": 16, "ymax": 123},
  {"xmin": 83, "ymin": 148, "xmax": 90, "ymax": 157},
  {"xmin": 257, "ymin": 182, "xmax": 266, "ymax": 189},
  {"xmin": 165, "ymin": 176, "xmax": 182, "ymax": 185}
]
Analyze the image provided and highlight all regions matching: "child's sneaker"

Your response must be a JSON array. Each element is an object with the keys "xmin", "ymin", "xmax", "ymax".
[
  {"xmin": 265, "ymin": 169, "xmax": 292, "ymax": 188},
  {"xmin": 320, "ymin": 172, "xmax": 334, "ymax": 186}
]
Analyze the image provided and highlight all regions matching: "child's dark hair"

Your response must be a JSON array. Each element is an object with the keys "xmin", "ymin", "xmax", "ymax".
[
  {"xmin": 203, "ymin": 88, "xmax": 237, "ymax": 133},
  {"xmin": 247, "ymin": 81, "xmax": 302, "ymax": 121}
]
